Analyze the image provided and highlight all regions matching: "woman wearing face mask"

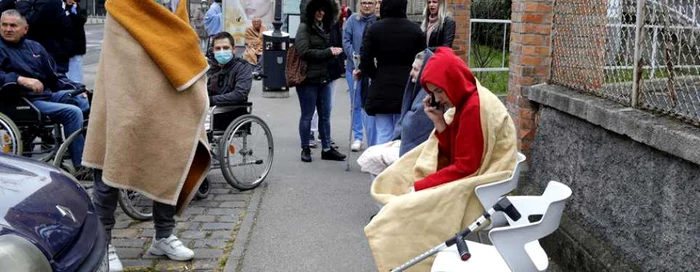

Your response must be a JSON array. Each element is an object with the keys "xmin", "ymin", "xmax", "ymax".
[
  {"xmin": 294, "ymin": 0, "xmax": 346, "ymax": 162},
  {"xmin": 421, "ymin": 0, "xmax": 455, "ymax": 51},
  {"xmin": 207, "ymin": 32, "xmax": 253, "ymax": 106}
]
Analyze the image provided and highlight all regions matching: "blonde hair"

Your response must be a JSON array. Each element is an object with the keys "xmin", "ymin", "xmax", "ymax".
[{"xmin": 420, "ymin": 0, "xmax": 450, "ymax": 33}]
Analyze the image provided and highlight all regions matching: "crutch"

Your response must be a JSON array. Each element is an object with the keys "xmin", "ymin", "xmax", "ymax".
[
  {"xmin": 391, "ymin": 197, "xmax": 522, "ymax": 272},
  {"xmin": 346, "ymin": 53, "xmax": 361, "ymax": 171}
]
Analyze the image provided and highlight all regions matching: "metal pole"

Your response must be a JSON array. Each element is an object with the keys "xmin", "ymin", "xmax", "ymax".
[
  {"xmin": 651, "ymin": 26, "xmax": 658, "ymax": 78},
  {"xmin": 467, "ymin": 20, "xmax": 472, "ymax": 65},
  {"xmin": 631, "ymin": 0, "xmax": 646, "ymax": 108},
  {"xmin": 501, "ymin": 22, "xmax": 507, "ymax": 68}
]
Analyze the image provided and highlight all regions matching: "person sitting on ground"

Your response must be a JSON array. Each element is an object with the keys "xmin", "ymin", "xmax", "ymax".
[
  {"xmin": 242, "ymin": 17, "xmax": 266, "ymax": 65},
  {"xmin": 0, "ymin": 9, "xmax": 88, "ymax": 172},
  {"xmin": 207, "ymin": 31, "xmax": 253, "ymax": 106}
]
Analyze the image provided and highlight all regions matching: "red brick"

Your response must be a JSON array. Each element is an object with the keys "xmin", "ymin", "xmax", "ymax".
[
  {"xmin": 522, "ymin": 34, "xmax": 545, "ymax": 45},
  {"xmin": 521, "ymin": 56, "xmax": 545, "ymax": 66},
  {"xmin": 522, "ymin": 45, "xmax": 550, "ymax": 56},
  {"xmin": 522, "ymin": 14, "xmax": 545, "ymax": 24},
  {"xmin": 524, "ymin": 2, "xmax": 553, "ymax": 13}
]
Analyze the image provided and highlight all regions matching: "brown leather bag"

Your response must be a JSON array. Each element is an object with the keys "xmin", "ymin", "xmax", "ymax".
[{"xmin": 286, "ymin": 45, "xmax": 307, "ymax": 87}]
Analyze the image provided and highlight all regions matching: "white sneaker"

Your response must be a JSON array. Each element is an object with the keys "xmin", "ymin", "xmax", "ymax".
[
  {"xmin": 147, "ymin": 234, "xmax": 194, "ymax": 261},
  {"xmin": 351, "ymin": 140, "xmax": 363, "ymax": 152},
  {"xmin": 108, "ymin": 244, "xmax": 123, "ymax": 272}
]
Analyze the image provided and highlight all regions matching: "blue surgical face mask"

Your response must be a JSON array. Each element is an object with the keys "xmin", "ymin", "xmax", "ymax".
[{"xmin": 214, "ymin": 50, "xmax": 234, "ymax": 65}]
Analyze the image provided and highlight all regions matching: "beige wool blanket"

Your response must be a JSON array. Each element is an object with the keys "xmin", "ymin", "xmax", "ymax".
[
  {"xmin": 82, "ymin": 0, "xmax": 211, "ymax": 214},
  {"xmin": 365, "ymin": 81, "xmax": 517, "ymax": 271}
]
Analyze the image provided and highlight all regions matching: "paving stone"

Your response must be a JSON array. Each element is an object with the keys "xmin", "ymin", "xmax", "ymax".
[
  {"xmin": 193, "ymin": 249, "xmax": 224, "ymax": 259},
  {"xmin": 154, "ymin": 260, "xmax": 194, "ymax": 271},
  {"xmin": 214, "ymin": 194, "xmax": 249, "ymax": 202},
  {"xmin": 191, "ymin": 200, "xmax": 220, "ymax": 208},
  {"xmin": 111, "ymin": 239, "xmax": 146, "ymax": 248},
  {"xmin": 121, "ymin": 258, "xmax": 154, "ymax": 268},
  {"xmin": 219, "ymin": 201, "xmax": 248, "ymax": 208},
  {"xmin": 193, "ymin": 239, "xmax": 226, "ymax": 248},
  {"xmin": 192, "ymin": 215, "xmax": 216, "ymax": 222},
  {"xmin": 183, "ymin": 207, "xmax": 206, "ymax": 216},
  {"xmin": 209, "ymin": 230, "xmax": 233, "ymax": 239},
  {"xmin": 113, "ymin": 220, "xmax": 131, "ymax": 229},
  {"xmin": 188, "ymin": 222, "xmax": 202, "ymax": 230},
  {"xmin": 140, "ymin": 229, "xmax": 155, "ymax": 238},
  {"xmin": 206, "ymin": 208, "xmax": 239, "ymax": 216},
  {"xmin": 131, "ymin": 220, "xmax": 154, "ymax": 229},
  {"xmin": 193, "ymin": 259, "xmax": 220, "ymax": 271},
  {"xmin": 115, "ymin": 247, "xmax": 144, "ymax": 259},
  {"xmin": 211, "ymin": 188, "xmax": 233, "ymax": 194},
  {"xmin": 175, "ymin": 215, "xmax": 190, "ymax": 222},
  {"xmin": 112, "ymin": 229, "xmax": 140, "ymax": 238},
  {"xmin": 217, "ymin": 214, "xmax": 240, "ymax": 223},
  {"xmin": 181, "ymin": 230, "xmax": 207, "ymax": 239},
  {"xmin": 176, "ymin": 222, "xmax": 190, "ymax": 230},
  {"xmin": 202, "ymin": 222, "xmax": 233, "ymax": 230}
]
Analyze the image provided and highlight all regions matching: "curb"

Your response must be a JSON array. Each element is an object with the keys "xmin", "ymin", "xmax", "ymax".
[
  {"xmin": 87, "ymin": 17, "xmax": 105, "ymax": 25},
  {"xmin": 223, "ymin": 183, "xmax": 267, "ymax": 272}
]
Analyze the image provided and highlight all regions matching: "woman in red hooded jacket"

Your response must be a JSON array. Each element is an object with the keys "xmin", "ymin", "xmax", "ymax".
[{"xmin": 412, "ymin": 47, "xmax": 484, "ymax": 191}]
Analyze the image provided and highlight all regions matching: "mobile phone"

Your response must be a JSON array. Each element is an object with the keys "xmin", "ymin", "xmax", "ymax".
[{"xmin": 430, "ymin": 94, "xmax": 440, "ymax": 108}]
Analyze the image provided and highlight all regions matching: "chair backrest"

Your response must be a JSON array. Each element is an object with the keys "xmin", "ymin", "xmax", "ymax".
[
  {"xmin": 474, "ymin": 152, "xmax": 526, "ymax": 229},
  {"xmin": 488, "ymin": 181, "xmax": 572, "ymax": 272}
]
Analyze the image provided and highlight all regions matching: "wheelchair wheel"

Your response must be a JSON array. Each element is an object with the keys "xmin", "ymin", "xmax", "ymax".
[
  {"xmin": 194, "ymin": 177, "xmax": 211, "ymax": 200},
  {"xmin": 53, "ymin": 127, "xmax": 92, "ymax": 185},
  {"xmin": 219, "ymin": 114, "xmax": 273, "ymax": 190},
  {"xmin": 118, "ymin": 189, "xmax": 153, "ymax": 221},
  {"xmin": 0, "ymin": 112, "xmax": 22, "ymax": 155}
]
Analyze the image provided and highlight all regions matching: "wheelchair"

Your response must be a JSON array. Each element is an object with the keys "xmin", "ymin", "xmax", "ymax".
[
  {"xmin": 0, "ymin": 89, "xmax": 153, "ymax": 221},
  {"xmin": 114, "ymin": 101, "xmax": 275, "ymax": 220}
]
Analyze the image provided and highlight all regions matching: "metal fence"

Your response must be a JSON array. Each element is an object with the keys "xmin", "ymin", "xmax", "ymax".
[
  {"xmin": 551, "ymin": 0, "xmax": 700, "ymax": 125},
  {"xmin": 83, "ymin": 0, "xmax": 106, "ymax": 17}
]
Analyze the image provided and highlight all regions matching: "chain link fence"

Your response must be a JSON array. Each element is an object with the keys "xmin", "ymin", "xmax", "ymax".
[{"xmin": 550, "ymin": 0, "xmax": 700, "ymax": 126}]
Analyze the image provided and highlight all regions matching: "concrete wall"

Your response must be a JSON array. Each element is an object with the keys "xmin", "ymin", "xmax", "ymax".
[{"xmin": 521, "ymin": 84, "xmax": 700, "ymax": 271}]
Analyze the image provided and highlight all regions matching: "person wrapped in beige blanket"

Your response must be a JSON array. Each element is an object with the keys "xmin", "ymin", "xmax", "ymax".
[
  {"xmin": 242, "ymin": 17, "xmax": 267, "ymax": 65},
  {"xmin": 82, "ymin": 0, "xmax": 211, "ymax": 268},
  {"xmin": 365, "ymin": 47, "xmax": 517, "ymax": 271}
]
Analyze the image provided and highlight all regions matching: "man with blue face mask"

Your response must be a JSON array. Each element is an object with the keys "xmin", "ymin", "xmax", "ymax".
[{"xmin": 207, "ymin": 31, "xmax": 253, "ymax": 106}]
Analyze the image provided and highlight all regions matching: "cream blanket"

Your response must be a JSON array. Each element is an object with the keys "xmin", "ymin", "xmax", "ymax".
[
  {"xmin": 365, "ymin": 81, "xmax": 517, "ymax": 271},
  {"xmin": 83, "ymin": 0, "xmax": 211, "ymax": 214}
]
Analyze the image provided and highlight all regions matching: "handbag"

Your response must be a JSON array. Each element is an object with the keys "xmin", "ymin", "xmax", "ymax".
[{"xmin": 286, "ymin": 45, "xmax": 307, "ymax": 87}]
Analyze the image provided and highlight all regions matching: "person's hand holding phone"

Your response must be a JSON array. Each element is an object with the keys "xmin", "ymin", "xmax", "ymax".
[{"xmin": 423, "ymin": 94, "xmax": 448, "ymax": 133}]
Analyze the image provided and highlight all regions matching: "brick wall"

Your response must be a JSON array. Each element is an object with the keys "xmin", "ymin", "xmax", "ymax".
[
  {"xmin": 449, "ymin": 0, "xmax": 470, "ymax": 62},
  {"xmin": 507, "ymin": 0, "xmax": 554, "ymax": 158}
]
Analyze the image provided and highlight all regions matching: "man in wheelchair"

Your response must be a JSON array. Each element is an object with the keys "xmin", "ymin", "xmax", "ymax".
[
  {"xmin": 0, "ymin": 10, "xmax": 88, "ymax": 171},
  {"xmin": 207, "ymin": 31, "xmax": 253, "ymax": 106}
]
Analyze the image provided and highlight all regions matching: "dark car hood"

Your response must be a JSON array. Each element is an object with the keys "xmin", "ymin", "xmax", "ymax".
[{"xmin": 0, "ymin": 154, "xmax": 89, "ymax": 258}]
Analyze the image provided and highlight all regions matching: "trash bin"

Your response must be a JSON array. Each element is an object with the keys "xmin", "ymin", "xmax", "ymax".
[{"xmin": 262, "ymin": 30, "xmax": 290, "ymax": 98}]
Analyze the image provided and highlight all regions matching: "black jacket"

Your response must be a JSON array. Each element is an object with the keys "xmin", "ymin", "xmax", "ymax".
[
  {"xmin": 360, "ymin": 0, "xmax": 426, "ymax": 115},
  {"xmin": 427, "ymin": 16, "xmax": 455, "ymax": 51},
  {"xmin": 16, "ymin": 0, "xmax": 72, "ymax": 64},
  {"xmin": 294, "ymin": 0, "xmax": 340, "ymax": 85},
  {"xmin": 0, "ymin": 0, "xmax": 14, "ymax": 12},
  {"xmin": 0, "ymin": 38, "xmax": 83, "ymax": 100},
  {"xmin": 206, "ymin": 56, "xmax": 253, "ymax": 105},
  {"xmin": 328, "ymin": 21, "xmax": 345, "ymax": 81},
  {"xmin": 64, "ymin": 2, "xmax": 87, "ymax": 56}
]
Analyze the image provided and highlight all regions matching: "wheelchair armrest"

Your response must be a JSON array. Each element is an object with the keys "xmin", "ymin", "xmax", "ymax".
[{"xmin": 215, "ymin": 102, "xmax": 252, "ymax": 107}]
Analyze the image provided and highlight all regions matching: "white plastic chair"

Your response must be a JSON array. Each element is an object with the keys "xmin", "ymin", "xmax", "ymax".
[
  {"xmin": 474, "ymin": 152, "xmax": 527, "ymax": 232},
  {"xmin": 431, "ymin": 181, "xmax": 573, "ymax": 272}
]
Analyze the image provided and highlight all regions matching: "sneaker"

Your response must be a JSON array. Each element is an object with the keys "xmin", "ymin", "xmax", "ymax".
[
  {"xmin": 108, "ymin": 244, "xmax": 123, "ymax": 272},
  {"xmin": 301, "ymin": 147, "xmax": 312, "ymax": 162},
  {"xmin": 351, "ymin": 140, "xmax": 363, "ymax": 152},
  {"xmin": 321, "ymin": 148, "xmax": 347, "ymax": 161},
  {"xmin": 147, "ymin": 234, "xmax": 194, "ymax": 261}
]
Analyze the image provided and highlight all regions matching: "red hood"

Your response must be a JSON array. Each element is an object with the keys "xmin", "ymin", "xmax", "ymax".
[{"xmin": 420, "ymin": 47, "xmax": 477, "ymax": 108}]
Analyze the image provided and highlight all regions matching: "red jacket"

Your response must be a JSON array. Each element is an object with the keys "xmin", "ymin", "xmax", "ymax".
[{"xmin": 413, "ymin": 47, "xmax": 484, "ymax": 191}]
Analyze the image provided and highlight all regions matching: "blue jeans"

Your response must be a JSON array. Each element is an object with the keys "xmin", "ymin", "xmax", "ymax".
[
  {"xmin": 31, "ymin": 90, "xmax": 89, "ymax": 167},
  {"xmin": 364, "ymin": 114, "xmax": 377, "ymax": 147},
  {"xmin": 346, "ymin": 69, "xmax": 365, "ymax": 142},
  {"xmin": 67, "ymin": 55, "xmax": 84, "ymax": 83},
  {"xmin": 366, "ymin": 113, "xmax": 400, "ymax": 147},
  {"xmin": 297, "ymin": 82, "xmax": 333, "ymax": 149}
]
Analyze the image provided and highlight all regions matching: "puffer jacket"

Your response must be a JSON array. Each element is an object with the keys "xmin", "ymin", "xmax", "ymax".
[
  {"xmin": 294, "ymin": 0, "xmax": 340, "ymax": 85},
  {"xmin": 360, "ymin": 0, "xmax": 426, "ymax": 115}
]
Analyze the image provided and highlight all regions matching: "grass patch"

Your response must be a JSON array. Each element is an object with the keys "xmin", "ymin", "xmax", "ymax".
[{"xmin": 469, "ymin": 45, "xmax": 510, "ymax": 94}]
